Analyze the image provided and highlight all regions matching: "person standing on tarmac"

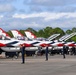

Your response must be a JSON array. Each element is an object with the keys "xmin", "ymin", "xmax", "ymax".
[
  {"xmin": 45, "ymin": 46, "xmax": 49, "ymax": 61},
  {"xmin": 62, "ymin": 45, "xmax": 66, "ymax": 59},
  {"xmin": 71, "ymin": 46, "xmax": 76, "ymax": 55},
  {"xmin": 20, "ymin": 44, "xmax": 25, "ymax": 64}
]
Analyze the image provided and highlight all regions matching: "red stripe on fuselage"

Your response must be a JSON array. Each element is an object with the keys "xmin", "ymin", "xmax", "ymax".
[{"xmin": 0, "ymin": 43, "xmax": 6, "ymax": 47}]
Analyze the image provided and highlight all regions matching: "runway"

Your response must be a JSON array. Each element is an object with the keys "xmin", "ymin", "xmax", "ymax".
[{"xmin": 0, "ymin": 55, "xmax": 76, "ymax": 75}]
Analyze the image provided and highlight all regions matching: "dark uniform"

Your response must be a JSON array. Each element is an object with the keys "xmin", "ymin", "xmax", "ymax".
[
  {"xmin": 20, "ymin": 44, "xmax": 25, "ymax": 64},
  {"xmin": 71, "ymin": 46, "xmax": 76, "ymax": 55},
  {"xmin": 45, "ymin": 46, "xmax": 48, "ymax": 61},
  {"xmin": 62, "ymin": 45, "xmax": 66, "ymax": 59}
]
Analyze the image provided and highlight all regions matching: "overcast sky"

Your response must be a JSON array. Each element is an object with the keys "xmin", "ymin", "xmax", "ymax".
[{"xmin": 0, "ymin": 0, "xmax": 76, "ymax": 31}]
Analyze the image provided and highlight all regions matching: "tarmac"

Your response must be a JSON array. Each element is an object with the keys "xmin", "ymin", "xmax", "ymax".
[{"xmin": 0, "ymin": 54, "xmax": 76, "ymax": 75}]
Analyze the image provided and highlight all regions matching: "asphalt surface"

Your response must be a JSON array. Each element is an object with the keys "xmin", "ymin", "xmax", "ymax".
[{"xmin": 0, "ymin": 55, "xmax": 76, "ymax": 75}]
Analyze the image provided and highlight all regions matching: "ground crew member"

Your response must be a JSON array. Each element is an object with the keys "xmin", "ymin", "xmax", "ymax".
[
  {"xmin": 45, "ymin": 46, "xmax": 48, "ymax": 61},
  {"xmin": 20, "ymin": 44, "xmax": 25, "ymax": 64},
  {"xmin": 62, "ymin": 45, "xmax": 66, "ymax": 59}
]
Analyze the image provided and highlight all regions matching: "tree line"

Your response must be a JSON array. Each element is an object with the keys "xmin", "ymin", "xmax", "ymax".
[{"xmin": 7, "ymin": 27, "xmax": 76, "ymax": 42}]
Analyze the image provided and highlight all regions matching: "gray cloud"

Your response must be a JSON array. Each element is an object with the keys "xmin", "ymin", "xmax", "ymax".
[
  {"xmin": 59, "ymin": 6, "xmax": 76, "ymax": 12},
  {"xmin": 48, "ymin": 6, "xmax": 76, "ymax": 12},
  {"xmin": 0, "ymin": 12, "xmax": 76, "ymax": 31},
  {"xmin": 30, "ymin": 6, "xmax": 43, "ymax": 12},
  {"xmin": 0, "ymin": 0, "xmax": 16, "ymax": 3},
  {"xmin": 24, "ymin": 0, "xmax": 76, "ymax": 13},
  {"xmin": 0, "ymin": 4, "xmax": 16, "ymax": 13},
  {"xmin": 24, "ymin": 0, "xmax": 76, "ymax": 6}
]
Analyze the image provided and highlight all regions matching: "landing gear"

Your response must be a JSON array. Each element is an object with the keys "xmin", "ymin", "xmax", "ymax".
[
  {"xmin": 0, "ymin": 48, "xmax": 3, "ymax": 54},
  {"xmin": 5, "ymin": 52, "xmax": 19, "ymax": 59}
]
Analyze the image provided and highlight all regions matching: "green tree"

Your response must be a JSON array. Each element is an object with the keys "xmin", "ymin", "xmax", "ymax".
[
  {"xmin": 66, "ymin": 29, "xmax": 72, "ymax": 34},
  {"xmin": 53, "ymin": 27, "xmax": 65, "ymax": 36},
  {"xmin": 7, "ymin": 30, "xmax": 13, "ymax": 37},
  {"xmin": 72, "ymin": 27, "xmax": 76, "ymax": 32},
  {"xmin": 71, "ymin": 36, "xmax": 76, "ymax": 42},
  {"xmin": 25, "ymin": 27, "xmax": 37, "ymax": 36},
  {"xmin": 43, "ymin": 26, "xmax": 53, "ymax": 38},
  {"xmin": 37, "ymin": 29, "xmax": 44, "ymax": 37},
  {"xmin": 19, "ymin": 30, "xmax": 25, "ymax": 36}
]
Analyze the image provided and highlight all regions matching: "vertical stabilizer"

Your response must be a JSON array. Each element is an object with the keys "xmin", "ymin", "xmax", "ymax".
[
  {"xmin": 25, "ymin": 31, "xmax": 37, "ymax": 39},
  {"xmin": 11, "ymin": 30, "xmax": 24, "ymax": 38},
  {"xmin": 0, "ymin": 28, "xmax": 11, "ymax": 39}
]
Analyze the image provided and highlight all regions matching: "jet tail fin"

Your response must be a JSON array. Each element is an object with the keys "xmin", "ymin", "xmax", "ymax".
[
  {"xmin": 11, "ymin": 30, "xmax": 24, "ymax": 39},
  {"xmin": 25, "ymin": 31, "xmax": 37, "ymax": 39},
  {"xmin": 0, "ymin": 28, "xmax": 11, "ymax": 39}
]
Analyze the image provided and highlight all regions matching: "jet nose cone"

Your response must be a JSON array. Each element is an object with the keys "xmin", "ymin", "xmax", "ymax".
[
  {"xmin": 0, "ymin": 43, "xmax": 6, "ymax": 47},
  {"xmin": 68, "ymin": 44, "xmax": 75, "ymax": 46}
]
